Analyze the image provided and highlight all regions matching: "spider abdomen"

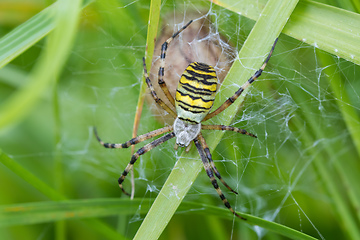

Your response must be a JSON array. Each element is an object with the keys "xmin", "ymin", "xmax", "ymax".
[{"xmin": 175, "ymin": 62, "xmax": 217, "ymax": 124}]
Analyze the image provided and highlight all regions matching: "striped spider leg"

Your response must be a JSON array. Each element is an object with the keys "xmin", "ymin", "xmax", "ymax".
[
  {"xmin": 197, "ymin": 133, "xmax": 238, "ymax": 194},
  {"xmin": 201, "ymin": 125, "xmax": 257, "ymax": 138},
  {"xmin": 143, "ymin": 57, "xmax": 177, "ymax": 118},
  {"xmin": 157, "ymin": 20, "xmax": 193, "ymax": 107},
  {"xmin": 194, "ymin": 134, "xmax": 246, "ymax": 220},
  {"xmin": 202, "ymin": 38, "xmax": 278, "ymax": 121},
  {"xmin": 94, "ymin": 126, "xmax": 174, "ymax": 195}
]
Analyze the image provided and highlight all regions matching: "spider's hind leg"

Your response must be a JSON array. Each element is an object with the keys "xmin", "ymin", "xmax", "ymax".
[
  {"xmin": 194, "ymin": 136, "xmax": 246, "ymax": 220},
  {"xmin": 117, "ymin": 132, "xmax": 176, "ymax": 195},
  {"xmin": 198, "ymin": 133, "xmax": 238, "ymax": 194},
  {"xmin": 94, "ymin": 126, "xmax": 175, "ymax": 195}
]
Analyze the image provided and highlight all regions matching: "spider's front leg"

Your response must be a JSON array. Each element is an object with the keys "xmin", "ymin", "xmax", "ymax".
[
  {"xmin": 158, "ymin": 20, "xmax": 193, "ymax": 106},
  {"xmin": 202, "ymin": 38, "xmax": 278, "ymax": 122},
  {"xmin": 143, "ymin": 58, "xmax": 177, "ymax": 118},
  {"xmin": 201, "ymin": 125, "xmax": 257, "ymax": 138}
]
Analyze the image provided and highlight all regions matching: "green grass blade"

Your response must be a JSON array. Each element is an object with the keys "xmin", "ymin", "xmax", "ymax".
[
  {"xmin": 0, "ymin": 149, "xmax": 65, "ymax": 200},
  {"xmin": 0, "ymin": 149, "xmax": 127, "ymax": 240},
  {"xmin": 290, "ymin": 114, "xmax": 360, "ymax": 240},
  {"xmin": 0, "ymin": 198, "xmax": 317, "ymax": 240},
  {"xmin": 315, "ymin": 51, "xmax": 360, "ymax": 234},
  {"xmin": 144, "ymin": 0, "xmax": 161, "ymax": 66},
  {"xmin": 286, "ymin": 1, "xmax": 360, "ymax": 65},
  {"xmin": 212, "ymin": 0, "xmax": 360, "ymax": 65},
  {"xmin": 353, "ymin": 0, "xmax": 360, "ymax": 12},
  {"xmin": 0, "ymin": 0, "xmax": 93, "ymax": 69},
  {"xmin": 129, "ymin": 0, "xmax": 161, "ymax": 199},
  {"xmin": 133, "ymin": 0, "xmax": 299, "ymax": 239},
  {"xmin": 0, "ymin": 199, "xmax": 145, "ymax": 227},
  {"xmin": 53, "ymin": 68, "xmax": 65, "ymax": 240},
  {"xmin": 0, "ymin": 0, "xmax": 87, "ymax": 129},
  {"xmin": 136, "ymin": 0, "xmax": 162, "ymax": 156},
  {"xmin": 0, "ymin": 4, "xmax": 56, "ymax": 69},
  {"xmin": 317, "ymin": 52, "xmax": 360, "ymax": 163}
]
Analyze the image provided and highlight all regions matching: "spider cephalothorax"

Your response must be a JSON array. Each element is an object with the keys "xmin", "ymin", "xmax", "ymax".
[
  {"xmin": 173, "ymin": 117, "xmax": 201, "ymax": 147},
  {"xmin": 95, "ymin": 20, "xmax": 278, "ymax": 220}
]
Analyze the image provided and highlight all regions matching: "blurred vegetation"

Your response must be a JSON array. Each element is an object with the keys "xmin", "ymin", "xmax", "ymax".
[{"xmin": 0, "ymin": 0, "xmax": 360, "ymax": 239}]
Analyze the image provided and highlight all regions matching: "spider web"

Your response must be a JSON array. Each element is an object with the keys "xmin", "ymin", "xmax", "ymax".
[{"xmin": 1, "ymin": 0, "xmax": 359, "ymax": 239}]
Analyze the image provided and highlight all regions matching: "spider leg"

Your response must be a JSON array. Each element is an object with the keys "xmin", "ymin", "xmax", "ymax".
[
  {"xmin": 118, "ymin": 132, "xmax": 176, "ymax": 195},
  {"xmin": 202, "ymin": 38, "xmax": 278, "ymax": 122},
  {"xmin": 194, "ymin": 137, "xmax": 246, "ymax": 220},
  {"xmin": 143, "ymin": 58, "xmax": 177, "ymax": 118},
  {"xmin": 198, "ymin": 133, "xmax": 238, "ymax": 194},
  {"xmin": 201, "ymin": 125, "xmax": 257, "ymax": 138},
  {"xmin": 93, "ymin": 126, "xmax": 173, "ymax": 149},
  {"xmin": 158, "ymin": 20, "xmax": 193, "ymax": 106}
]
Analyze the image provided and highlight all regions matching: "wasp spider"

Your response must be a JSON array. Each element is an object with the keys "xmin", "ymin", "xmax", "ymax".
[{"xmin": 94, "ymin": 20, "xmax": 278, "ymax": 220}]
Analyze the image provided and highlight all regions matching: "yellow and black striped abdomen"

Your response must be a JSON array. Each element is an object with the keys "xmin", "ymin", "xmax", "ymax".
[{"xmin": 175, "ymin": 62, "xmax": 218, "ymax": 124}]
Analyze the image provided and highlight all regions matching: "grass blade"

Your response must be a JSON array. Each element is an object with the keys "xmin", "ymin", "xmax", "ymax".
[
  {"xmin": 0, "ymin": 149, "xmax": 65, "ymax": 200},
  {"xmin": 0, "ymin": 198, "xmax": 317, "ymax": 240},
  {"xmin": 212, "ymin": 0, "xmax": 360, "ymax": 65},
  {"xmin": 0, "ymin": 149, "xmax": 127, "ymax": 240},
  {"xmin": 130, "ymin": 0, "xmax": 162, "ymax": 198},
  {"xmin": 315, "ymin": 50, "xmax": 360, "ymax": 237},
  {"xmin": 0, "ymin": 0, "xmax": 93, "ymax": 130},
  {"xmin": 0, "ymin": 0, "xmax": 93, "ymax": 69}
]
